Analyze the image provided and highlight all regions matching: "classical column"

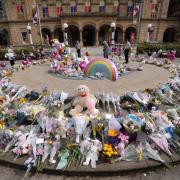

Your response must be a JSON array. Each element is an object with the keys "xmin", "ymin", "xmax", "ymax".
[
  {"xmin": 80, "ymin": 29, "xmax": 83, "ymax": 46},
  {"xmin": 122, "ymin": 30, "xmax": 125, "ymax": 43},
  {"xmin": 95, "ymin": 29, "xmax": 99, "ymax": 46}
]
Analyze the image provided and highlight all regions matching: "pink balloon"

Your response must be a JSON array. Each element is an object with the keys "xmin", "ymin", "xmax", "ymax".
[
  {"xmin": 27, "ymin": 57, "xmax": 32, "ymax": 62},
  {"xmin": 79, "ymin": 61, "xmax": 86, "ymax": 71},
  {"xmin": 22, "ymin": 60, "xmax": 29, "ymax": 65}
]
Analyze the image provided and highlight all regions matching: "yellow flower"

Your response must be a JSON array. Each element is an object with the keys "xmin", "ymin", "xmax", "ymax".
[
  {"xmin": 107, "ymin": 129, "xmax": 118, "ymax": 137},
  {"xmin": 114, "ymin": 151, "xmax": 117, "ymax": 155},
  {"xmin": 18, "ymin": 97, "xmax": 26, "ymax": 104}
]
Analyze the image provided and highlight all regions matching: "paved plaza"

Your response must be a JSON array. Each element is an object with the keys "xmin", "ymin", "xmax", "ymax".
[{"xmin": 11, "ymin": 62, "xmax": 170, "ymax": 96}]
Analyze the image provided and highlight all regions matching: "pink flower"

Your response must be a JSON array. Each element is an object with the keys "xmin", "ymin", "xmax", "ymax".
[
  {"xmin": 118, "ymin": 133, "xmax": 129, "ymax": 144},
  {"xmin": 14, "ymin": 148, "xmax": 22, "ymax": 155}
]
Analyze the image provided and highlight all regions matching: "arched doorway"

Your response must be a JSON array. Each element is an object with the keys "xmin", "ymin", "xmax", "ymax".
[
  {"xmin": 168, "ymin": 0, "xmax": 179, "ymax": 17},
  {"xmin": 54, "ymin": 28, "xmax": 64, "ymax": 43},
  {"xmin": 67, "ymin": 25, "xmax": 80, "ymax": 47},
  {"xmin": 125, "ymin": 27, "xmax": 136, "ymax": 43},
  {"xmin": 0, "ymin": 29, "xmax": 10, "ymax": 46},
  {"xmin": 42, "ymin": 28, "xmax": 52, "ymax": 44},
  {"xmin": 98, "ymin": 24, "xmax": 111, "ymax": 45},
  {"xmin": 163, "ymin": 28, "xmax": 177, "ymax": 42},
  {"xmin": 83, "ymin": 25, "xmax": 96, "ymax": 46},
  {"xmin": 115, "ymin": 27, "xmax": 123, "ymax": 43}
]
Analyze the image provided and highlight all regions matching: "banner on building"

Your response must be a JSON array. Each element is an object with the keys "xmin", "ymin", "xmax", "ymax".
[
  {"xmin": 113, "ymin": 0, "xmax": 119, "ymax": 15},
  {"xmin": 16, "ymin": 0, "xmax": 23, "ymax": 14},
  {"xmin": 127, "ymin": 0, "xmax": 133, "ymax": 17},
  {"xmin": 150, "ymin": 0, "xmax": 158, "ymax": 13},
  {"xmin": 56, "ymin": 0, "xmax": 63, "ymax": 16},
  {"xmin": 70, "ymin": 0, "xmax": 77, "ymax": 13},
  {"xmin": 99, "ymin": 0, "xmax": 105, "ymax": 12},
  {"xmin": 42, "ymin": 0, "xmax": 49, "ymax": 17},
  {"xmin": 85, "ymin": 0, "xmax": 91, "ymax": 13}
]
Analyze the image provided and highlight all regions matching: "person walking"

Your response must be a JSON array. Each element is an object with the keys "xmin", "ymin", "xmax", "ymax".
[
  {"xmin": 75, "ymin": 41, "xmax": 81, "ymax": 58},
  {"xmin": 103, "ymin": 41, "xmax": 109, "ymax": 59},
  {"xmin": 124, "ymin": 39, "xmax": 131, "ymax": 64}
]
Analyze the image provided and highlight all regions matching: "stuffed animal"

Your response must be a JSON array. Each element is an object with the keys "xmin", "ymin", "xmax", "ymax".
[
  {"xmin": 55, "ymin": 111, "xmax": 67, "ymax": 139},
  {"xmin": 69, "ymin": 85, "xmax": 97, "ymax": 116},
  {"xmin": 82, "ymin": 139, "xmax": 102, "ymax": 168}
]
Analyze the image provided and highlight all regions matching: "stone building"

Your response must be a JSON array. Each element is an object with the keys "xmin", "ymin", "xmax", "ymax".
[{"xmin": 0, "ymin": 0, "xmax": 179, "ymax": 47}]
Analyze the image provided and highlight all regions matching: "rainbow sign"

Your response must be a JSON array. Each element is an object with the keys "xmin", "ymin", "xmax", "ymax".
[{"xmin": 84, "ymin": 58, "xmax": 118, "ymax": 81}]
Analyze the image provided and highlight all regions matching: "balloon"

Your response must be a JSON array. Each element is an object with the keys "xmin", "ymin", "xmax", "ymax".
[
  {"xmin": 64, "ymin": 56, "xmax": 68, "ymax": 61},
  {"xmin": 79, "ymin": 61, "xmax": 86, "ymax": 71},
  {"xmin": 22, "ymin": 60, "xmax": 29, "ymax": 65}
]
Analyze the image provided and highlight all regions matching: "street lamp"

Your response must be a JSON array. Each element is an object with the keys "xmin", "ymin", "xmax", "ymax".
[
  {"xmin": 63, "ymin": 22, "xmax": 68, "ymax": 43},
  {"xmin": 147, "ymin": 23, "xmax": 154, "ymax": 43},
  {"xmin": 27, "ymin": 23, "xmax": 33, "ymax": 45},
  {"xmin": 111, "ymin": 22, "xmax": 116, "ymax": 45}
]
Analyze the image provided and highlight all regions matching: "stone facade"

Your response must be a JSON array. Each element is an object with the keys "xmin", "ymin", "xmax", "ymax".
[{"xmin": 0, "ymin": 0, "xmax": 179, "ymax": 46}]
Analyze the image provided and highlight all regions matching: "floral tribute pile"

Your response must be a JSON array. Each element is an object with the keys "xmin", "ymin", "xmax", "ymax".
[
  {"xmin": 0, "ymin": 53, "xmax": 180, "ymax": 177},
  {"xmin": 48, "ymin": 39, "xmax": 148, "ymax": 80}
]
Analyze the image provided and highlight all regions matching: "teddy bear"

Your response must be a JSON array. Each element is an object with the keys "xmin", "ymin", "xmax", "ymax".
[
  {"xmin": 82, "ymin": 139, "xmax": 102, "ymax": 168},
  {"xmin": 55, "ymin": 111, "xmax": 67, "ymax": 139},
  {"xmin": 69, "ymin": 85, "xmax": 97, "ymax": 117}
]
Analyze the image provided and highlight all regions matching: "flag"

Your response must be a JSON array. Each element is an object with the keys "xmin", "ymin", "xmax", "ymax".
[
  {"xmin": 133, "ymin": 3, "xmax": 140, "ymax": 17},
  {"xmin": 32, "ymin": 5, "xmax": 39, "ymax": 25}
]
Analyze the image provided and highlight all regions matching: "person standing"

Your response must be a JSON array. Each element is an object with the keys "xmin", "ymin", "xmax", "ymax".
[
  {"xmin": 103, "ymin": 41, "xmax": 109, "ymax": 59},
  {"xmin": 75, "ymin": 41, "xmax": 81, "ymax": 58},
  {"xmin": 124, "ymin": 40, "xmax": 131, "ymax": 64},
  {"xmin": 5, "ymin": 47, "xmax": 15, "ymax": 66}
]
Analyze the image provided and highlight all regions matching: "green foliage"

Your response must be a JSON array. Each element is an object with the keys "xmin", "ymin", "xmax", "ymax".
[
  {"xmin": 137, "ymin": 43, "xmax": 180, "ymax": 57},
  {"xmin": 0, "ymin": 47, "xmax": 37, "ymax": 60}
]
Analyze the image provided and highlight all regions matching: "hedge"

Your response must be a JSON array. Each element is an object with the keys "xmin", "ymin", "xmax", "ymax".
[
  {"xmin": 136, "ymin": 43, "xmax": 180, "ymax": 57},
  {"xmin": 0, "ymin": 47, "xmax": 37, "ymax": 60},
  {"xmin": 1, "ymin": 43, "xmax": 180, "ymax": 60}
]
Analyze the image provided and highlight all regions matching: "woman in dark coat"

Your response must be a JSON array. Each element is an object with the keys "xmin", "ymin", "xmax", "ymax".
[{"xmin": 103, "ymin": 41, "xmax": 109, "ymax": 59}]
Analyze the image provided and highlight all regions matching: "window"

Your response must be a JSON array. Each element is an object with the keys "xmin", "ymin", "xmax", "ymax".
[
  {"xmin": 0, "ymin": 0, "xmax": 4, "ymax": 17},
  {"xmin": 0, "ymin": 1, "xmax": 3, "ymax": 11},
  {"xmin": 85, "ymin": 0, "xmax": 91, "ymax": 13},
  {"xmin": 127, "ymin": 0, "xmax": 133, "ymax": 17},
  {"xmin": 99, "ymin": 0, "xmax": 105, "ymax": 13},
  {"xmin": 56, "ymin": 0, "xmax": 63, "ymax": 16},
  {"xmin": 21, "ymin": 32, "xmax": 27, "ymax": 45},
  {"xmin": 150, "ymin": 0, "xmax": 158, "ymax": 13},
  {"xmin": 15, "ymin": 0, "xmax": 23, "ymax": 14},
  {"xmin": 42, "ymin": 0, "xmax": 49, "ymax": 17},
  {"xmin": 113, "ymin": 0, "xmax": 119, "ymax": 15},
  {"xmin": 70, "ymin": 0, "xmax": 77, "ymax": 13}
]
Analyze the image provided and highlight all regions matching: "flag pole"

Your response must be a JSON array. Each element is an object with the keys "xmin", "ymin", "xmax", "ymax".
[
  {"xmin": 34, "ymin": 0, "xmax": 43, "ymax": 46},
  {"xmin": 136, "ymin": 0, "xmax": 142, "ymax": 44}
]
